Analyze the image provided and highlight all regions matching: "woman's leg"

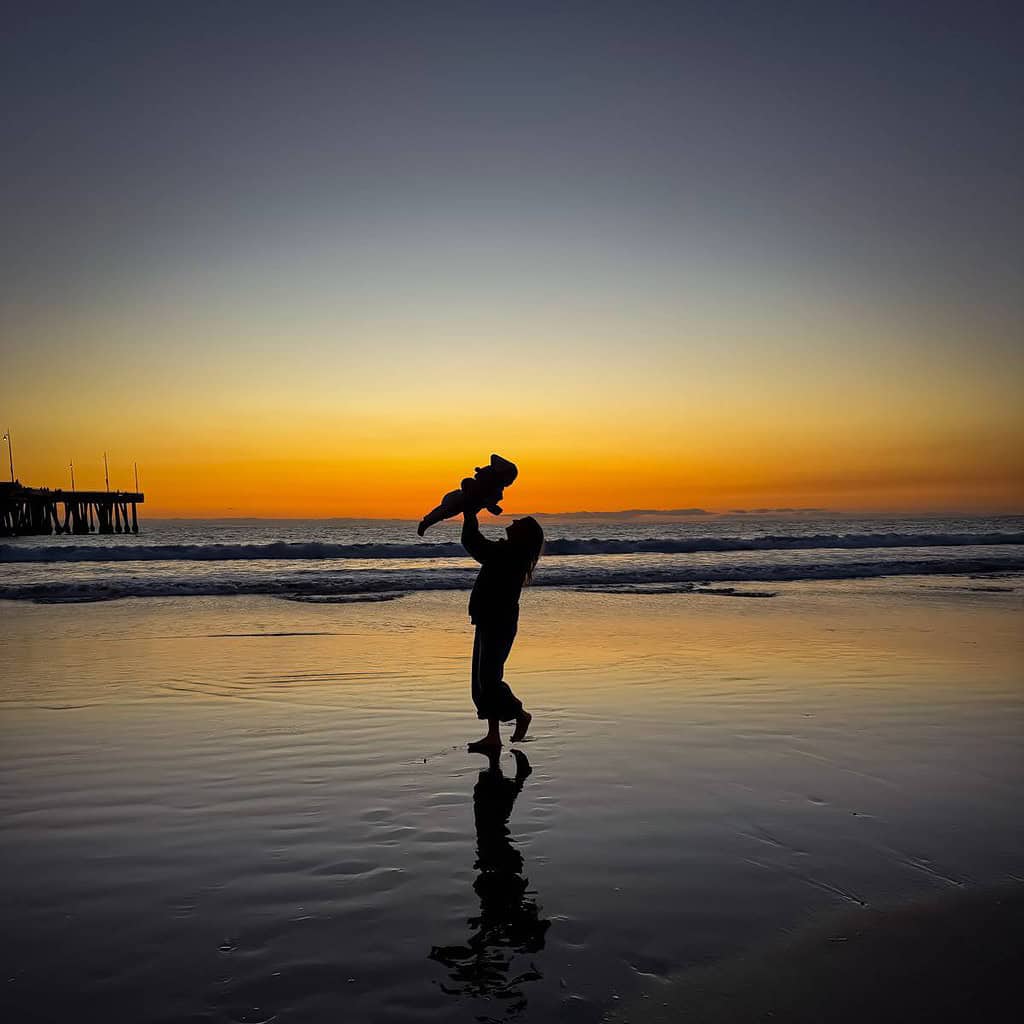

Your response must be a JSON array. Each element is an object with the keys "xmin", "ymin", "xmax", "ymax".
[
  {"xmin": 481, "ymin": 621, "xmax": 522, "ymax": 722},
  {"xmin": 470, "ymin": 627, "xmax": 502, "ymax": 749},
  {"xmin": 469, "ymin": 622, "xmax": 523, "ymax": 748},
  {"xmin": 471, "ymin": 628, "xmax": 484, "ymax": 717}
]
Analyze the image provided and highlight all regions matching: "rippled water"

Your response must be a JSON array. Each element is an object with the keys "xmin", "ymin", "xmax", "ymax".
[
  {"xmin": 2, "ymin": 514, "xmax": 1022, "ymax": 602},
  {"xmin": 1, "ymin": 581, "xmax": 1022, "ymax": 1021}
]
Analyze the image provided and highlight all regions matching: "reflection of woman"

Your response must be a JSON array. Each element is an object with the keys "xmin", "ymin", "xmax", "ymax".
[
  {"xmin": 461, "ymin": 500, "xmax": 544, "ymax": 750},
  {"xmin": 429, "ymin": 750, "xmax": 549, "ymax": 1008}
]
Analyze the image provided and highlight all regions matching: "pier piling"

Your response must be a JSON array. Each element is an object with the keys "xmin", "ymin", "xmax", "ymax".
[{"xmin": 0, "ymin": 483, "xmax": 145, "ymax": 538}]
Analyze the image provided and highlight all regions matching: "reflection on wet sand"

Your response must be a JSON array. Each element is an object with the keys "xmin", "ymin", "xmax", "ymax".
[
  {"xmin": 430, "ymin": 749, "xmax": 549, "ymax": 1015},
  {"xmin": 3, "ymin": 589, "xmax": 1022, "ymax": 1022}
]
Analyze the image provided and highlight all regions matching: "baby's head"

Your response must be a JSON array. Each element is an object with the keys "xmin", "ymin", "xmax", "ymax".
[{"xmin": 475, "ymin": 454, "xmax": 518, "ymax": 487}]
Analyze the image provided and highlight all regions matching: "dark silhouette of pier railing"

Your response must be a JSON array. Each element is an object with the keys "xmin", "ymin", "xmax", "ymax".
[{"xmin": 0, "ymin": 482, "xmax": 144, "ymax": 537}]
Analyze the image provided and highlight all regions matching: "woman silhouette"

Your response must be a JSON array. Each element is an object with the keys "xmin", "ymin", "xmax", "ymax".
[{"xmin": 460, "ymin": 488, "xmax": 544, "ymax": 751}]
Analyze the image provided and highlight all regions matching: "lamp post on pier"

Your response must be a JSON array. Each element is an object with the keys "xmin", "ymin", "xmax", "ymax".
[
  {"xmin": 104, "ymin": 452, "xmax": 110, "ymax": 493},
  {"xmin": 2, "ymin": 431, "xmax": 13, "ymax": 483},
  {"xmin": 70, "ymin": 460, "xmax": 76, "ymax": 491}
]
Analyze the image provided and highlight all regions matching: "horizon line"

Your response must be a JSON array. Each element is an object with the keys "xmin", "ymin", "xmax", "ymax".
[{"xmin": 133, "ymin": 507, "xmax": 1024, "ymax": 522}]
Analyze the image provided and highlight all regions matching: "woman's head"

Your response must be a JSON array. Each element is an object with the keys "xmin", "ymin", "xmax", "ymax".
[{"xmin": 506, "ymin": 516, "xmax": 544, "ymax": 583}]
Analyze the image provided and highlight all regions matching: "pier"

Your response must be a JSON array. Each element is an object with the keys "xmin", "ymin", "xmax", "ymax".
[{"xmin": 0, "ymin": 482, "xmax": 145, "ymax": 537}]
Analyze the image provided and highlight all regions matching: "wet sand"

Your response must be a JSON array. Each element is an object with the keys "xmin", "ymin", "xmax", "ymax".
[
  {"xmin": 1, "ymin": 581, "xmax": 1022, "ymax": 1022},
  {"xmin": 612, "ymin": 882, "xmax": 1024, "ymax": 1023}
]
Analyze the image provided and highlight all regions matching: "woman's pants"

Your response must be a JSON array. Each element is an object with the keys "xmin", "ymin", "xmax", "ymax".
[{"xmin": 471, "ymin": 620, "xmax": 523, "ymax": 722}]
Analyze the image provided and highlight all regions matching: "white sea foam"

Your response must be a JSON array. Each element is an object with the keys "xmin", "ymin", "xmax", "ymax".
[
  {"xmin": 2, "ymin": 531, "xmax": 1022, "ymax": 564},
  {"xmin": 2, "ymin": 554, "xmax": 1021, "ymax": 603},
  {"xmin": 3, "ymin": 517, "xmax": 1021, "ymax": 604}
]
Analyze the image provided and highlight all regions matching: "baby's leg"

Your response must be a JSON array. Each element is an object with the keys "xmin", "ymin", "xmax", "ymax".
[
  {"xmin": 417, "ymin": 505, "xmax": 446, "ymax": 535},
  {"xmin": 417, "ymin": 493, "xmax": 464, "ymax": 535}
]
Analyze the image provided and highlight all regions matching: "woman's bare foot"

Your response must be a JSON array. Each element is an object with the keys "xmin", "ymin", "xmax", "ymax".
[
  {"xmin": 468, "ymin": 736, "xmax": 502, "ymax": 753},
  {"xmin": 510, "ymin": 711, "xmax": 532, "ymax": 743},
  {"xmin": 469, "ymin": 718, "xmax": 501, "ymax": 753}
]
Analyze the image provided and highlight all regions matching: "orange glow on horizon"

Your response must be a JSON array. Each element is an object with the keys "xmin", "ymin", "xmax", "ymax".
[
  {"xmin": 5, "ymin": 295, "xmax": 1021, "ymax": 518},
  {"xmin": 7, "ymin": 431, "xmax": 1021, "ymax": 518}
]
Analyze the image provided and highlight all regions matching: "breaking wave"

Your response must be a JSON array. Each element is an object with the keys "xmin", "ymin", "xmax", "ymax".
[
  {"xmin": 2, "ymin": 531, "xmax": 1022, "ymax": 564},
  {"xmin": 2, "ymin": 554, "xmax": 1021, "ymax": 603}
]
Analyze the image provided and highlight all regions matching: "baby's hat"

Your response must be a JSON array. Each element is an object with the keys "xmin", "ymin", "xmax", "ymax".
[{"xmin": 489, "ymin": 453, "xmax": 518, "ymax": 483}]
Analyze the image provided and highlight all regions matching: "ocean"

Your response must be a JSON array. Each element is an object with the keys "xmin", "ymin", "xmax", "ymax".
[
  {"xmin": 2, "ymin": 513, "xmax": 1022, "ymax": 1022},
  {"xmin": 2, "ymin": 512, "xmax": 1022, "ymax": 603}
]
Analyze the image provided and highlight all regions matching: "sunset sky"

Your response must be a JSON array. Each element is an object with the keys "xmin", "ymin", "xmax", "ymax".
[{"xmin": 3, "ymin": 3, "xmax": 1021, "ymax": 517}]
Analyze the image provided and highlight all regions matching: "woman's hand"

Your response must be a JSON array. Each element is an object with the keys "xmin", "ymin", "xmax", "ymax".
[{"xmin": 462, "ymin": 478, "xmax": 481, "ymax": 515}]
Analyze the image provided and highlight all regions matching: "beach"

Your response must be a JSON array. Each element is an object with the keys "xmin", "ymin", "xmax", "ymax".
[{"xmin": 2, "ymin": 574, "xmax": 1022, "ymax": 1022}]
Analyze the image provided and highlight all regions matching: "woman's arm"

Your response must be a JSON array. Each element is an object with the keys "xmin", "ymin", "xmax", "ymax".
[{"xmin": 461, "ymin": 506, "xmax": 499, "ymax": 564}]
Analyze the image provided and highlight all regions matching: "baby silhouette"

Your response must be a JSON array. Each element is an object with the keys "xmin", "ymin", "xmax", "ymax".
[{"xmin": 418, "ymin": 454, "xmax": 518, "ymax": 536}]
